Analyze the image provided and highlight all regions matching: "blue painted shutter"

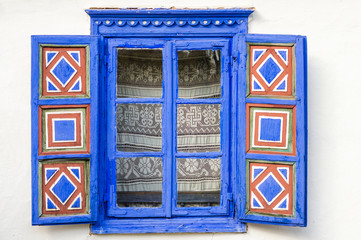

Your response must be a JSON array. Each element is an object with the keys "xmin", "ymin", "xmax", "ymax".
[
  {"xmin": 31, "ymin": 36, "xmax": 99, "ymax": 225},
  {"xmin": 238, "ymin": 34, "xmax": 307, "ymax": 226}
]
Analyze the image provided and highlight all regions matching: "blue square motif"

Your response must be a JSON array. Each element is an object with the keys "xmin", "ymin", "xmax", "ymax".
[
  {"xmin": 259, "ymin": 118, "xmax": 282, "ymax": 142},
  {"xmin": 53, "ymin": 119, "xmax": 76, "ymax": 142}
]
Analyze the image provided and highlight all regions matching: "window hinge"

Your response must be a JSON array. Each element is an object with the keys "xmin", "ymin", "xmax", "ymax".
[
  {"xmin": 101, "ymin": 194, "xmax": 108, "ymax": 209},
  {"xmin": 106, "ymin": 55, "xmax": 113, "ymax": 73},
  {"xmin": 227, "ymin": 193, "xmax": 233, "ymax": 202},
  {"xmin": 230, "ymin": 56, "xmax": 238, "ymax": 69}
]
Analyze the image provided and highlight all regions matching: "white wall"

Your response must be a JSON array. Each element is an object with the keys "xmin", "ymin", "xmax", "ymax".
[{"xmin": 0, "ymin": 0, "xmax": 360, "ymax": 239}]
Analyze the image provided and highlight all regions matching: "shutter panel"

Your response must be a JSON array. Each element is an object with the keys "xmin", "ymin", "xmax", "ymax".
[
  {"xmin": 31, "ymin": 36, "xmax": 99, "ymax": 225},
  {"xmin": 239, "ymin": 34, "xmax": 307, "ymax": 226}
]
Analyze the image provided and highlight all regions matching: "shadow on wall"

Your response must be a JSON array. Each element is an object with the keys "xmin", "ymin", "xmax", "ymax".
[{"xmin": 247, "ymin": 223, "xmax": 311, "ymax": 239}]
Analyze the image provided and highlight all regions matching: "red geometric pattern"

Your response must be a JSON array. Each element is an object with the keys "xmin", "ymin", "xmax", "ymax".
[
  {"xmin": 252, "ymin": 110, "xmax": 289, "ymax": 149},
  {"xmin": 41, "ymin": 47, "xmax": 88, "ymax": 97},
  {"xmin": 38, "ymin": 105, "xmax": 90, "ymax": 155},
  {"xmin": 246, "ymin": 103, "xmax": 296, "ymax": 156},
  {"xmin": 248, "ymin": 161, "xmax": 294, "ymax": 216},
  {"xmin": 249, "ymin": 45, "xmax": 293, "ymax": 97},
  {"xmin": 46, "ymin": 111, "xmax": 83, "ymax": 149},
  {"xmin": 42, "ymin": 162, "xmax": 87, "ymax": 215}
]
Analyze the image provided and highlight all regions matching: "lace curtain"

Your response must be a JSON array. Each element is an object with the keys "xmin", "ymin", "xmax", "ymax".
[
  {"xmin": 116, "ymin": 157, "xmax": 220, "ymax": 192},
  {"xmin": 116, "ymin": 49, "xmax": 221, "ymax": 98},
  {"xmin": 116, "ymin": 49, "xmax": 222, "ymax": 202}
]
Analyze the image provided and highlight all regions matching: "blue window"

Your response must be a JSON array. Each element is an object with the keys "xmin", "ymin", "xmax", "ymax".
[{"xmin": 31, "ymin": 9, "xmax": 307, "ymax": 233}]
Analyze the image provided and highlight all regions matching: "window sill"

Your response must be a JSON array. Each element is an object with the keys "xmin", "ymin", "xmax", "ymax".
[{"xmin": 91, "ymin": 217, "xmax": 246, "ymax": 234}]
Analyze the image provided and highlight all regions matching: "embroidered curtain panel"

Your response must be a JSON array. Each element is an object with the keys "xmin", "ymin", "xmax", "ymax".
[{"xmin": 115, "ymin": 50, "xmax": 222, "ymax": 206}]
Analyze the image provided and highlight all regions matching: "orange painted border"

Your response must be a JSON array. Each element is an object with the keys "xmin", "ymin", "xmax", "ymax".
[
  {"xmin": 249, "ymin": 162, "xmax": 294, "ymax": 216},
  {"xmin": 42, "ymin": 47, "xmax": 87, "ymax": 97},
  {"xmin": 249, "ymin": 46, "xmax": 293, "ymax": 96},
  {"xmin": 39, "ymin": 105, "xmax": 90, "ymax": 155},
  {"xmin": 246, "ymin": 103, "xmax": 296, "ymax": 156}
]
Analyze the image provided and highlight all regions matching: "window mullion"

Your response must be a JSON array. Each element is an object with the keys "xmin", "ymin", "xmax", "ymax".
[{"xmin": 163, "ymin": 41, "xmax": 174, "ymax": 218}]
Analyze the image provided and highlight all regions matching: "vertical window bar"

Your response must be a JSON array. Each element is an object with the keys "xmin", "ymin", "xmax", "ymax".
[
  {"xmin": 171, "ymin": 42, "xmax": 178, "ymax": 213},
  {"xmin": 163, "ymin": 41, "xmax": 173, "ymax": 217}
]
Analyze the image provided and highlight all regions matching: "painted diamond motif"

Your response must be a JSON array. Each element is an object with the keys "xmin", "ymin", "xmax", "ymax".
[
  {"xmin": 50, "ymin": 173, "xmax": 77, "ymax": 204},
  {"xmin": 249, "ymin": 46, "xmax": 293, "ymax": 97},
  {"xmin": 258, "ymin": 56, "xmax": 283, "ymax": 86},
  {"xmin": 42, "ymin": 47, "xmax": 88, "ymax": 97},
  {"xmin": 248, "ymin": 161, "xmax": 294, "ymax": 215},
  {"xmin": 51, "ymin": 57, "xmax": 77, "ymax": 86},
  {"xmin": 256, "ymin": 173, "xmax": 284, "ymax": 204},
  {"xmin": 42, "ymin": 161, "xmax": 88, "ymax": 215}
]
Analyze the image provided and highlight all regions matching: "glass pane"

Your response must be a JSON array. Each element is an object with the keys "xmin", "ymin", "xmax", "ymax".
[
  {"xmin": 117, "ymin": 49, "xmax": 163, "ymax": 98},
  {"xmin": 177, "ymin": 158, "xmax": 221, "ymax": 207},
  {"xmin": 177, "ymin": 104, "xmax": 220, "ymax": 152},
  {"xmin": 117, "ymin": 157, "xmax": 162, "ymax": 208},
  {"xmin": 178, "ymin": 50, "xmax": 221, "ymax": 99},
  {"xmin": 117, "ymin": 104, "xmax": 162, "ymax": 152}
]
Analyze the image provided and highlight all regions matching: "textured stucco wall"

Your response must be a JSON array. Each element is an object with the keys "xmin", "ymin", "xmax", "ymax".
[{"xmin": 1, "ymin": 0, "xmax": 360, "ymax": 239}]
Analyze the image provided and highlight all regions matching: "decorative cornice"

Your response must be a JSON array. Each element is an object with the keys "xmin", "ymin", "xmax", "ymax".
[
  {"xmin": 93, "ymin": 19, "xmax": 245, "ymax": 27},
  {"xmin": 86, "ymin": 8, "xmax": 254, "ymax": 28},
  {"xmin": 86, "ymin": 8, "xmax": 255, "ymax": 18}
]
